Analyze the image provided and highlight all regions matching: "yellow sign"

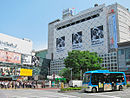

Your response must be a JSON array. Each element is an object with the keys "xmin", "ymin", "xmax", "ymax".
[{"xmin": 20, "ymin": 68, "xmax": 32, "ymax": 76}]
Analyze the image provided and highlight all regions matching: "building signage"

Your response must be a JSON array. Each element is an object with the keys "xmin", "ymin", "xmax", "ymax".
[
  {"xmin": 0, "ymin": 50, "xmax": 21, "ymax": 64},
  {"xmin": 91, "ymin": 25, "xmax": 104, "ymax": 46},
  {"xmin": 31, "ymin": 56, "xmax": 40, "ymax": 66},
  {"xmin": 20, "ymin": 68, "xmax": 32, "ymax": 76},
  {"xmin": 72, "ymin": 31, "xmax": 82, "ymax": 49},
  {"xmin": 0, "ymin": 67, "xmax": 20, "ymax": 76},
  {"xmin": 0, "ymin": 40, "xmax": 17, "ymax": 48},
  {"xmin": 56, "ymin": 36, "xmax": 65, "ymax": 52},
  {"xmin": 22, "ymin": 54, "xmax": 32, "ymax": 65},
  {"xmin": 108, "ymin": 14, "xmax": 118, "ymax": 49}
]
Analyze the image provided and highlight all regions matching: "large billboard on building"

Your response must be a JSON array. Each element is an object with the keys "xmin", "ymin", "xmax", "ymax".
[
  {"xmin": 31, "ymin": 56, "xmax": 40, "ymax": 66},
  {"xmin": 72, "ymin": 31, "xmax": 82, "ymax": 49},
  {"xmin": 22, "ymin": 54, "xmax": 32, "ymax": 65},
  {"xmin": 108, "ymin": 14, "xmax": 118, "ymax": 49},
  {"xmin": 0, "ymin": 50, "xmax": 21, "ymax": 64},
  {"xmin": 0, "ymin": 66, "xmax": 20, "ymax": 76},
  {"xmin": 56, "ymin": 36, "xmax": 65, "ymax": 52},
  {"xmin": 91, "ymin": 25, "xmax": 104, "ymax": 46},
  {"xmin": 0, "ymin": 33, "xmax": 32, "ymax": 55},
  {"xmin": 20, "ymin": 68, "xmax": 32, "ymax": 76}
]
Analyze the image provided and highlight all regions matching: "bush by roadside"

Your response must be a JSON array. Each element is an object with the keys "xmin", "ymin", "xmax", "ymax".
[
  {"xmin": 60, "ymin": 87, "xmax": 81, "ymax": 91},
  {"xmin": 127, "ymin": 84, "xmax": 130, "ymax": 87}
]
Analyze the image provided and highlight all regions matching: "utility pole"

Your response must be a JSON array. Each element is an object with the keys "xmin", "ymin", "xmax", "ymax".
[
  {"xmin": 70, "ymin": 68, "xmax": 72, "ymax": 80},
  {"xmin": 69, "ymin": 68, "xmax": 72, "ymax": 80}
]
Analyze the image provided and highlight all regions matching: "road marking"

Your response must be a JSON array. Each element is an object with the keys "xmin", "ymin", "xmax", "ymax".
[{"xmin": 87, "ymin": 93, "xmax": 120, "ymax": 98}]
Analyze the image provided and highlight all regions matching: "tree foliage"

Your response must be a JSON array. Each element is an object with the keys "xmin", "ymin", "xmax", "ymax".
[{"xmin": 62, "ymin": 50, "xmax": 103, "ymax": 80}]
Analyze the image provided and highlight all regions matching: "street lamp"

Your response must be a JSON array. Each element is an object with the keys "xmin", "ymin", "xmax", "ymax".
[{"xmin": 69, "ymin": 68, "xmax": 72, "ymax": 80}]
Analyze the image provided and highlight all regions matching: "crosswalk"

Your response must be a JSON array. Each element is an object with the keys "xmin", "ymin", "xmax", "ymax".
[{"xmin": 0, "ymin": 89, "xmax": 80, "ymax": 98}]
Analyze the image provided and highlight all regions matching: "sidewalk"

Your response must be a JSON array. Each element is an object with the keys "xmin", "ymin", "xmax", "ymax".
[
  {"xmin": 0, "ymin": 87, "xmax": 60, "ymax": 90},
  {"xmin": 36, "ymin": 88, "xmax": 60, "ymax": 90}
]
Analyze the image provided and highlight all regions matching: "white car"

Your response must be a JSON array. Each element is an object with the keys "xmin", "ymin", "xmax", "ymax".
[{"xmin": 69, "ymin": 80, "xmax": 82, "ymax": 87}]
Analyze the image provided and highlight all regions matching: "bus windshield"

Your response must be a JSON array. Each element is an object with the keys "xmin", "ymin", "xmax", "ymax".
[{"xmin": 83, "ymin": 73, "xmax": 91, "ymax": 83}]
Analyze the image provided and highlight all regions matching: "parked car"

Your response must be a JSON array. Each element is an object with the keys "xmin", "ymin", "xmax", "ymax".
[{"xmin": 69, "ymin": 80, "xmax": 82, "ymax": 87}]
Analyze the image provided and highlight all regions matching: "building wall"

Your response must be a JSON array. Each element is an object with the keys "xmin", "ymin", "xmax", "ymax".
[
  {"xmin": 53, "ymin": 4, "xmax": 109, "ymax": 59},
  {"xmin": 118, "ymin": 46, "xmax": 130, "ymax": 74},
  {"xmin": 35, "ymin": 49, "xmax": 50, "ymax": 79},
  {"xmin": 0, "ymin": 33, "xmax": 32, "ymax": 55},
  {"xmin": 99, "ymin": 52, "xmax": 118, "ymax": 72},
  {"xmin": 117, "ymin": 4, "xmax": 130, "ymax": 42},
  {"xmin": 46, "ymin": 20, "xmax": 60, "ymax": 60},
  {"xmin": 50, "ymin": 59, "xmax": 65, "ymax": 75}
]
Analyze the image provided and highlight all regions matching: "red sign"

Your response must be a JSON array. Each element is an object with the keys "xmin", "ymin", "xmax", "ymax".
[
  {"xmin": 111, "ymin": 9, "xmax": 114, "ymax": 13},
  {"xmin": 0, "ymin": 50, "xmax": 21, "ymax": 64}
]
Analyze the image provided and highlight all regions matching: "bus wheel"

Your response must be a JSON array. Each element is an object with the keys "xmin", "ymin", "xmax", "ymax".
[
  {"xmin": 119, "ymin": 86, "xmax": 123, "ymax": 91},
  {"xmin": 92, "ymin": 87, "xmax": 97, "ymax": 93}
]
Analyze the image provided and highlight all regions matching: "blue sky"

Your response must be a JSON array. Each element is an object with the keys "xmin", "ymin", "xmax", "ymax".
[{"xmin": 0, "ymin": 0, "xmax": 129, "ymax": 51}]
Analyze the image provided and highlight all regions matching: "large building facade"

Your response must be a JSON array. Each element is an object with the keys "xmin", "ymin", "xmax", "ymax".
[
  {"xmin": 46, "ymin": 3, "xmax": 130, "ymax": 75},
  {"xmin": 0, "ymin": 33, "xmax": 33, "ymax": 80}
]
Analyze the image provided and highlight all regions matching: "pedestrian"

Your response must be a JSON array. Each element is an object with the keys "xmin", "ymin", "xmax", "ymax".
[
  {"xmin": 41, "ymin": 81, "xmax": 45, "ymax": 88},
  {"xmin": 15, "ymin": 81, "xmax": 17, "ymax": 89},
  {"xmin": 12, "ymin": 81, "xmax": 14, "ymax": 88}
]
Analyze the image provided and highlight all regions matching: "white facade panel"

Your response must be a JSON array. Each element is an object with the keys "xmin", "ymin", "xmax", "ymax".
[
  {"xmin": 117, "ymin": 5, "xmax": 130, "ymax": 42},
  {"xmin": 0, "ymin": 33, "xmax": 32, "ymax": 55}
]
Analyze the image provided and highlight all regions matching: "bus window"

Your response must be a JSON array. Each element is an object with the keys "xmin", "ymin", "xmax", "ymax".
[
  {"xmin": 116, "ymin": 73, "xmax": 124, "ymax": 83},
  {"xmin": 111, "ymin": 73, "xmax": 124, "ymax": 83},
  {"xmin": 83, "ymin": 74, "xmax": 91, "ymax": 83},
  {"xmin": 104, "ymin": 74, "xmax": 110, "ymax": 83},
  {"xmin": 91, "ymin": 73, "xmax": 98, "ymax": 85},
  {"xmin": 91, "ymin": 73, "xmax": 105, "ymax": 85}
]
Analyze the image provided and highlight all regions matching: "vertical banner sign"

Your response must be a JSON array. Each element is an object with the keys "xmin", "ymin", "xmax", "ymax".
[
  {"xmin": 108, "ymin": 14, "xmax": 118, "ymax": 49},
  {"xmin": 91, "ymin": 25, "xmax": 104, "ymax": 46},
  {"xmin": 72, "ymin": 31, "xmax": 82, "ymax": 49},
  {"xmin": 56, "ymin": 36, "xmax": 65, "ymax": 52}
]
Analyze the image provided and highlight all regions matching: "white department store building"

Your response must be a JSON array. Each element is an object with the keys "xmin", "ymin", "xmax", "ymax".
[{"xmin": 46, "ymin": 3, "xmax": 130, "ymax": 75}]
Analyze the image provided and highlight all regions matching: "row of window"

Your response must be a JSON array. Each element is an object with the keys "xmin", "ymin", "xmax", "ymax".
[
  {"xmin": 57, "ymin": 14, "xmax": 100, "ymax": 30},
  {"xmin": 99, "ymin": 53, "xmax": 117, "ymax": 57},
  {"xmin": 103, "ymin": 57, "xmax": 117, "ymax": 59}
]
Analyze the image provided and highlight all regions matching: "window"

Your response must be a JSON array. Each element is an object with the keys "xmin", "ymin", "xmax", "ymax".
[
  {"xmin": 111, "ymin": 73, "xmax": 124, "ymax": 83},
  {"xmin": 121, "ymin": 49, "xmax": 124, "ymax": 54},
  {"xmin": 91, "ymin": 73, "xmax": 105, "ymax": 85},
  {"xmin": 83, "ymin": 74, "xmax": 91, "ymax": 83},
  {"xmin": 57, "ymin": 14, "xmax": 100, "ymax": 30}
]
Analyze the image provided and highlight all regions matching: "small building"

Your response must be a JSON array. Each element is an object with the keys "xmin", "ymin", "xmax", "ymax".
[
  {"xmin": 34, "ymin": 49, "xmax": 50, "ymax": 80},
  {"xmin": 118, "ymin": 41, "xmax": 130, "ymax": 75}
]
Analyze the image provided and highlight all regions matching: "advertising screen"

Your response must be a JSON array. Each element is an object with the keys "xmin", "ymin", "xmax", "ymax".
[
  {"xmin": 72, "ymin": 31, "xmax": 82, "ymax": 49},
  {"xmin": 91, "ymin": 25, "xmax": 104, "ymax": 46},
  {"xmin": 108, "ymin": 14, "xmax": 118, "ymax": 49},
  {"xmin": 0, "ymin": 50, "xmax": 21, "ymax": 64},
  {"xmin": 56, "ymin": 36, "xmax": 65, "ymax": 52},
  {"xmin": 22, "ymin": 54, "xmax": 32, "ymax": 65}
]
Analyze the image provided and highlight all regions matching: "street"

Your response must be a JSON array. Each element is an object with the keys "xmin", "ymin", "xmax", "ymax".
[{"xmin": 0, "ymin": 88, "xmax": 130, "ymax": 98}]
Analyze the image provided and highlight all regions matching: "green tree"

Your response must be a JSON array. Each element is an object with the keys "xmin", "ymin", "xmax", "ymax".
[
  {"xmin": 59, "ymin": 68, "xmax": 70, "ymax": 82},
  {"xmin": 64, "ymin": 50, "xmax": 103, "ymax": 80}
]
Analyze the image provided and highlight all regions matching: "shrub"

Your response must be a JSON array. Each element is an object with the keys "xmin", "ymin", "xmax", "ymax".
[
  {"xmin": 60, "ymin": 87, "xmax": 82, "ymax": 91},
  {"xmin": 127, "ymin": 84, "xmax": 130, "ymax": 87}
]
